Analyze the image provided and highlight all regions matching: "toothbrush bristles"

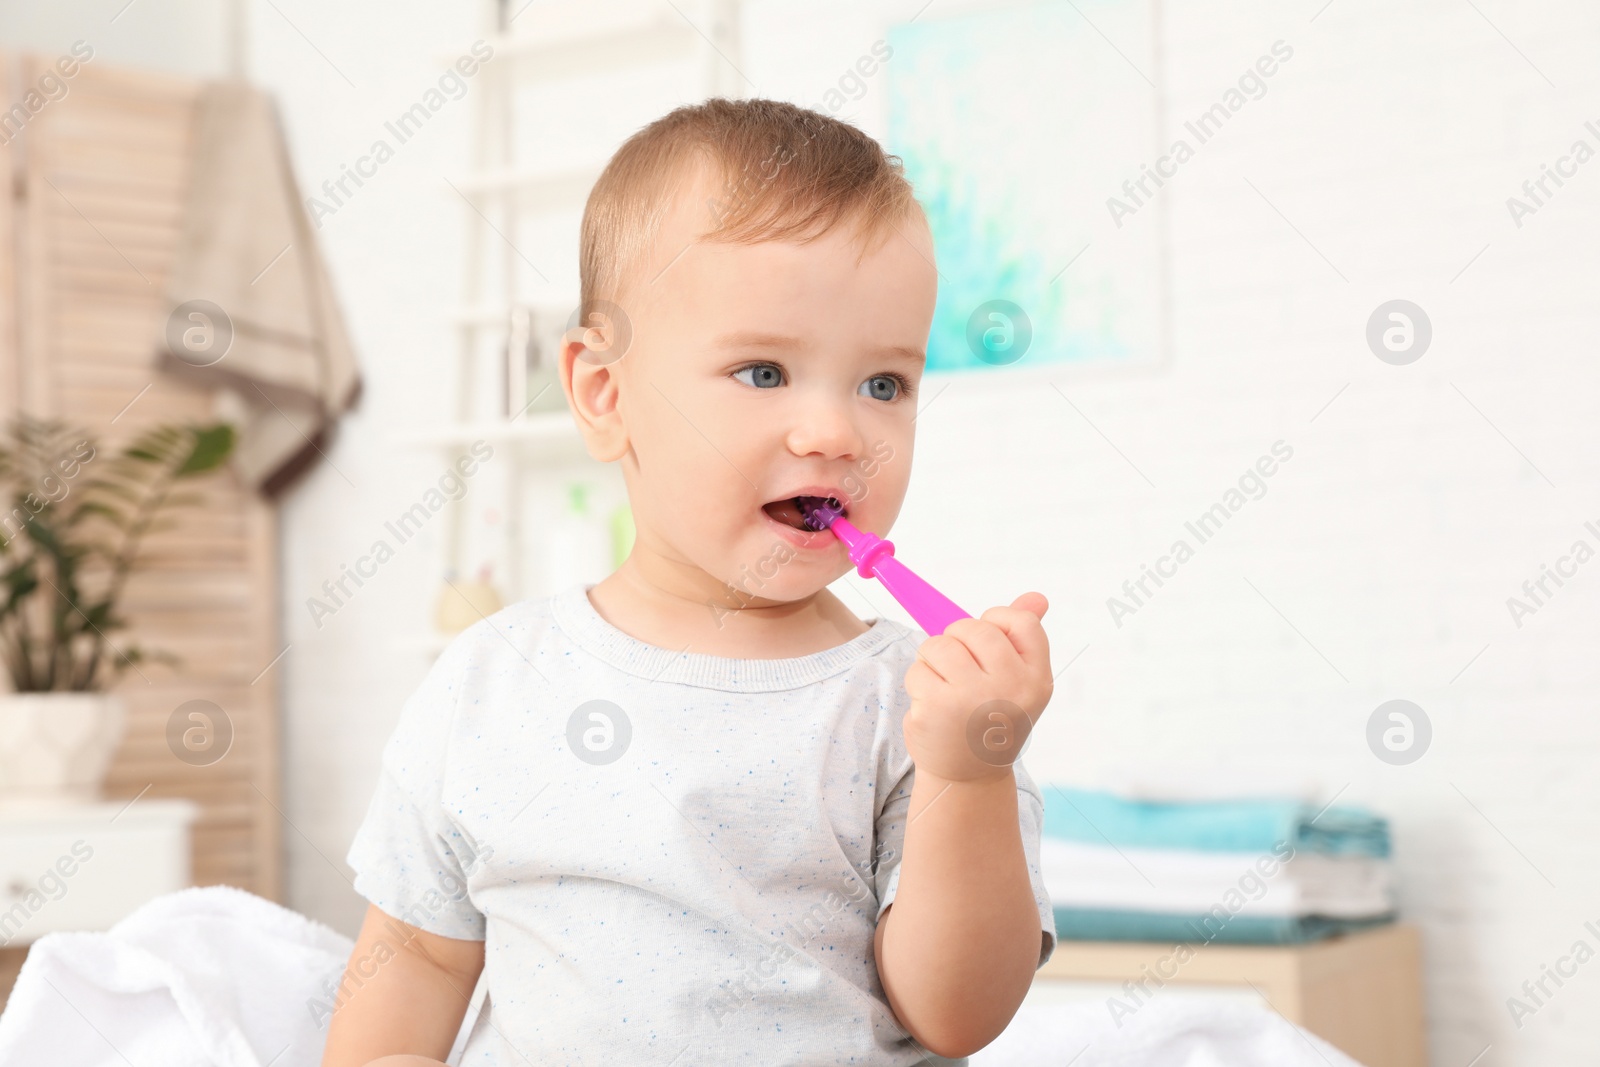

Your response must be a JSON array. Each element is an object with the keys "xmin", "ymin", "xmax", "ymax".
[{"xmin": 798, "ymin": 496, "xmax": 844, "ymax": 532}]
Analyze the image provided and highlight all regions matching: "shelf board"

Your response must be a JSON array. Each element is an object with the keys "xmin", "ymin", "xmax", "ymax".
[
  {"xmin": 449, "ymin": 298, "xmax": 579, "ymax": 329},
  {"xmin": 392, "ymin": 411, "xmax": 592, "ymax": 460},
  {"xmin": 461, "ymin": 17, "xmax": 701, "ymax": 82},
  {"xmin": 395, "ymin": 632, "xmax": 453, "ymax": 657},
  {"xmin": 447, "ymin": 164, "xmax": 604, "ymax": 203}
]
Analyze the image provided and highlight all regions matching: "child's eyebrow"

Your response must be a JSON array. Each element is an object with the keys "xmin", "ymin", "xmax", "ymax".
[
  {"xmin": 714, "ymin": 330, "xmax": 804, "ymax": 352},
  {"xmin": 713, "ymin": 329, "xmax": 925, "ymax": 365}
]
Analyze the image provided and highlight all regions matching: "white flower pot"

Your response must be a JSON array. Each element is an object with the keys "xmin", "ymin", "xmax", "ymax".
[{"xmin": 0, "ymin": 692, "xmax": 126, "ymax": 809}]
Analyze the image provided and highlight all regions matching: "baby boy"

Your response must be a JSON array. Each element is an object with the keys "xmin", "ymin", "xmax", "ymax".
[{"xmin": 322, "ymin": 97, "xmax": 1057, "ymax": 1067}]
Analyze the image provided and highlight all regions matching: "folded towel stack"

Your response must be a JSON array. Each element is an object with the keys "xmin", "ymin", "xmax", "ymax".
[{"xmin": 1040, "ymin": 786, "xmax": 1396, "ymax": 945}]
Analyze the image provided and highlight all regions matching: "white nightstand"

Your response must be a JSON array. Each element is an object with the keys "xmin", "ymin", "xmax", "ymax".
[{"xmin": 0, "ymin": 798, "xmax": 198, "ymax": 949}]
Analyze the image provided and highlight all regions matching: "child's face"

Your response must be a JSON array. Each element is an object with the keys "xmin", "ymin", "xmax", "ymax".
[{"xmin": 569, "ymin": 168, "xmax": 938, "ymax": 609}]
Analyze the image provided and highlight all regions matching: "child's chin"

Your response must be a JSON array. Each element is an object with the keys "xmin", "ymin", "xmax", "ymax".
[{"xmin": 712, "ymin": 556, "xmax": 837, "ymax": 606}]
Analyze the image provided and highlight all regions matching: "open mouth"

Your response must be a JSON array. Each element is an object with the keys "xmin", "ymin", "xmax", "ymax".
[{"xmin": 762, "ymin": 495, "xmax": 847, "ymax": 532}]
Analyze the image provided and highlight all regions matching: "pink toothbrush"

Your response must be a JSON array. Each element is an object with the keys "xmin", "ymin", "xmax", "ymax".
[{"xmin": 800, "ymin": 497, "xmax": 971, "ymax": 636}]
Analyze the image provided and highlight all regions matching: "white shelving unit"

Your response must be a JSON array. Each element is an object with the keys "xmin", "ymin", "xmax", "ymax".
[{"xmin": 396, "ymin": 0, "xmax": 743, "ymax": 653}]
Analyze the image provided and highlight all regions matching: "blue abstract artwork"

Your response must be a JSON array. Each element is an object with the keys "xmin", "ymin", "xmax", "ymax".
[{"xmin": 885, "ymin": 1, "xmax": 1163, "ymax": 373}]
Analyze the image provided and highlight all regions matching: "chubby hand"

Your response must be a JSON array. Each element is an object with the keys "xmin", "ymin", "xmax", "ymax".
[{"xmin": 901, "ymin": 592, "xmax": 1054, "ymax": 784}]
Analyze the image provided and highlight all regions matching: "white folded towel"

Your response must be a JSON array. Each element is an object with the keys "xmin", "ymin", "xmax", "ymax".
[
  {"xmin": 1040, "ymin": 838, "xmax": 1394, "ymax": 918},
  {"xmin": 0, "ymin": 884, "xmax": 353, "ymax": 1067}
]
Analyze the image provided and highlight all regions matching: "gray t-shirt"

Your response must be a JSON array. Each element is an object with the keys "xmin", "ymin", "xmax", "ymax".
[{"xmin": 346, "ymin": 582, "xmax": 1056, "ymax": 1066}]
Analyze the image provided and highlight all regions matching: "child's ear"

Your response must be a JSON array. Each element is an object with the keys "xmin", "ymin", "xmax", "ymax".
[{"xmin": 562, "ymin": 328, "xmax": 629, "ymax": 463}]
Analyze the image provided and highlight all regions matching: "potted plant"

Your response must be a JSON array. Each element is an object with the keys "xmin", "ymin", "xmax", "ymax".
[{"xmin": 0, "ymin": 415, "xmax": 235, "ymax": 808}]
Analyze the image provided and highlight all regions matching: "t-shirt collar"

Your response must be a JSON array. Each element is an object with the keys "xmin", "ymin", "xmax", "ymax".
[{"xmin": 550, "ymin": 582, "xmax": 909, "ymax": 692}]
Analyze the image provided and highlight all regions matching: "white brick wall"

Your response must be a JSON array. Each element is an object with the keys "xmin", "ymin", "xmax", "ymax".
[{"xmin": 242, "ymin": 1, "xmax": 1600, "ymax": 1063}]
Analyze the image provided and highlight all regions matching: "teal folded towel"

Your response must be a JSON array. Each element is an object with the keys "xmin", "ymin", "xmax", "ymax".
[
  {"xmin": 1052, "ymin": 906, "xmax": 1396, "ymax": 945},
  {"xmin": 1042, "ymin": 786, "xmax": 1390, "ymax": 859}
]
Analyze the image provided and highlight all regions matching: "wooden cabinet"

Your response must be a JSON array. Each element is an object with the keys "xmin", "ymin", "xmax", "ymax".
[{"xmin": 1032, "ymin": 924, "xmax": 1428, "ymax": 1067}]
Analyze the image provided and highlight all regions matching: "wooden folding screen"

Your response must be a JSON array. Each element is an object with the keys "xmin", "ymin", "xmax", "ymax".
[{"xmin": 0, "ymin": 52, "xmax": 282, "ymax": 901}]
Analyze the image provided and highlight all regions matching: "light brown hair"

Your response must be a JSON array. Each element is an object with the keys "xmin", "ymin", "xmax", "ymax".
[{"xmin": 578, "ymin": 97, "xmax": 924, "ymax": 323}]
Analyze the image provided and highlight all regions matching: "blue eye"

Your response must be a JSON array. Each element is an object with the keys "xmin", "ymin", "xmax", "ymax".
[
  {"xmin": 859, "ymin": 374, "xmax": 905, "ymax": 402},
  {"xmin": 733, "ymin": 363, "xmax": 785, "ymax": 389}
]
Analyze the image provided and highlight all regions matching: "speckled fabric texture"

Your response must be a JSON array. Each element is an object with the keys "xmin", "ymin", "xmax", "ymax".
[{"xmin": 347, "ymin": 582, "xmax": 1055, "ymax": 1066}]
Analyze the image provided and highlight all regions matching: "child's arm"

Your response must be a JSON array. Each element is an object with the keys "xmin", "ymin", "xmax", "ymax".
[
  {"xmin": 320, "ymin": 904, "xmax": 486, "ymax": 1067},
  {"xmin": 875, "ymin": 594, "xmax": 1054, "ymax": 1059}
]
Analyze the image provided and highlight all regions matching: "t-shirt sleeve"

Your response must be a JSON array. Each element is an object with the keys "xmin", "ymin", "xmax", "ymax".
[
  {"xmin": 345, "ymin": 638, "xmax": 487, "ymax": 941},
  {"xmin": 1014, "ymin": 759, "xmax": 1058, "ymax": 968},
  {"xmin": 871, "ymin": 761, "xmax": 914, "ymax": 924},
  {"xmin": 873, "ymin": 757, "xmax": 1058, "ymax": 970}
]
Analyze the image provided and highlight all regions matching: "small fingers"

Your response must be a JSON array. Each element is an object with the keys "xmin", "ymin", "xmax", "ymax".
[
  {"xmin": 915, "ymin": 631, "xmax": 979, "ymax": 684},
  {"xmin": 1009, "ymin": 591, "xmax": 1048, "ymax": 619},
  {"xmin": 903, "ymin": 657, "xmax": 935, "ymax": 702},
  {"xmin": 942, "ymin": 617, "xmax": 1022, "ymax": 675},
  {"xmin": 981, "ymin": 604, "xmax": 1050, "ymax": 664}
]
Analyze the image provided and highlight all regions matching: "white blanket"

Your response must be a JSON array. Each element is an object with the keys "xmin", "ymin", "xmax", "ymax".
[
  {"xmin": 975, "ymin": 995, "xmax": 1365, "ymax": 1066},
  {"xmin": 0, "ymin": 884, "xmax": 352, "ymax": 1067},
  {"xmin": 0, "ymin": 885, "xmax": 1363, "ymax": 1067}
]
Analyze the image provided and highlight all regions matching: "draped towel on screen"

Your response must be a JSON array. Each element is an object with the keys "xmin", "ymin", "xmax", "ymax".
[{"xmin": 155, "ymin": 80, "xmax": 361, "ymax": 495}]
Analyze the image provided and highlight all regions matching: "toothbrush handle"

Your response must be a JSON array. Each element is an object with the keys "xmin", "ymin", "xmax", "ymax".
[{"xmin": 867, "ymin": 553, "xmax": 971, "ymax": 637}]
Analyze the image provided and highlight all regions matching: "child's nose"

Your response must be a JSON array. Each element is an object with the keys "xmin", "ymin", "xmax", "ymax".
[{"xmin": 785, "ymin": 397, "xmax": 863, "ymax": 459}]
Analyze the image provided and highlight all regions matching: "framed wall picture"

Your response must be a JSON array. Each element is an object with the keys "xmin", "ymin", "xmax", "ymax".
[{"xmin": 882, "ymin": 0, "xmax": 1168, "ymax": 378}]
